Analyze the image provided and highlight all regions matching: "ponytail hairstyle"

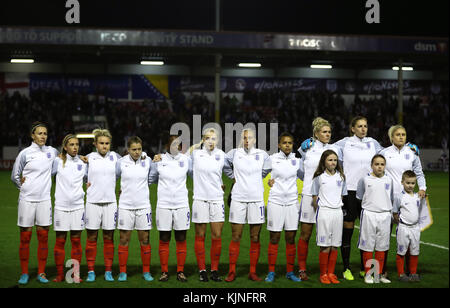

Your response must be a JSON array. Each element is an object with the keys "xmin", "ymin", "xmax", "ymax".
[
  {"xmin": 349, "ymin": 116, "xmax": 368, "ymax": 136},
  {"xmin": 312, "ymin": 117, "xmax": 332, "ymax": 140},
  {"xmin": 30, "ymin": 121, "xmax": 48, "ymax": 136},
  {"xmin": 313, "ymin": 149, "xmax": 345, "ymax": 181},
  {"xmin": 61, "ymin": 134, "xmax": 78, "ymax": 167},
  {"xmin": 92, "ymin": 128, "xmax": 112, "ymax": 144}
]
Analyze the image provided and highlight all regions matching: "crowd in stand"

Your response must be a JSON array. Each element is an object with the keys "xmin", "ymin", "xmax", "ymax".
[{"xmin": 1, "ymin": 88, "xmax": 448, "ymax": 158}]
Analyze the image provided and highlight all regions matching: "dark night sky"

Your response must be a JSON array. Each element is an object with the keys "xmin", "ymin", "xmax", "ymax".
[{"xmin": 0, "ymin": 0, "xmax": 448, "ymax": 38}]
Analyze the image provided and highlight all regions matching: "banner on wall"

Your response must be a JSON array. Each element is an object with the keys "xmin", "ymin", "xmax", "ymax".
[{"xmin": 1, "ymin": 73, "xmax": 447, "ymax": 99}]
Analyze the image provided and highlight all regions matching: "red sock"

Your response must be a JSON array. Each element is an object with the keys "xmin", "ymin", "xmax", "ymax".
[
  {"xmin": 228, "ymin": 240, "xmax": 240, "ymax": 273},
  {"xmin": 286, "ymin": 243, "xmax": 296, "ymax": 273},
  {"xmin": 159, "ymin": 240, "xmax": 170, "ymax": 273},
  {"xmin": 118, "ymin": 245, "xmax": 128, "ymax": 273},
  {"xmin": 297, "ymin": 239, "xmax": 309, "ymax": 271},
  {"xmin": 396, "ymin": 254, "xmax": 405, "ymax": 276},
  {"xmin": 409, "ymin": 255, "xmax": 419, "ymax": 274},
  {"xmin": 210, "ymin": 238, "xmax": 222, "ymax": 271},
  {"xmin": 374, "ymin": 251, "xmax": 385, "ymax": 275},
  {"xmin": 194, "ymin": 236, "xmax": 206, "ymax": 271},
  {"xmin": 85, "ymin": 240, "xmax": 97, "ymax": 272},
  {"xmin": 268, "ymin": 243, "xmax": 278, "ymax": 273},
  {"xmin": 19, "ymin": 231, "xmax": 32, "ymax": 275},
  {"xmin": 176, "ymin": 240, "xmax": 187, "ymax": 272},
  {"xmin": 140, "ymin": 244, "xmax": 151, "ymax": 273},
  {"xmin": 37, "ymin": 230, "xmax": 49, "ymax": 274},
  {"xmin": 362, "ymin": 251, "xmax": 373, "ymax": 273},
  {"xmin": 319, "ymin": 251, "xmax": 329, "ymax": 275},
  {"xmin": 103, "ymin": 239, "xmax": 114, "ymax": 272},
  {"xmin": 328, "ymin": 249, "xmax": 338, "ymax": 275},
  {"xmin": 70, "ymin": 237, "xmax": 82, "ymax": 265},
  {"xmin": 54, "ymin": 238, "xmax": 66, "ymax": 277},
  {"xmin": 249, "ymin": 241, "xmax": 260, "ymax": 274}
]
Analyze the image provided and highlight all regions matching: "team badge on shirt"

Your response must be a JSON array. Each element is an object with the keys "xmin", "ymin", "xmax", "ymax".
[
  {"xmin": 405, "ymin": 154, "xmax": 410, "ymax": 160},
  {"xmin": 215, "ymin": 154, "xmax": 220, "ymax": 161},
  {"xmin": 47, "ymin": 152, "xmax": 51, "ymax": 159},
  {"xmin": 255, "ymin": 154, "xmax": 260, "ymax": 161},
  {"xmin": 109, "ymin": 155, "xmax": 114, "ymax": 161},
  {"xmin": 385, "ymin": 183, "xmax": 390, "ymax": 190},
  {"xmin": 179, "ymin": 161, "xmax": 184, "ymax": 168},
  {"xmin": 141, "ymin": 161, "xmax": 145, "ymax": 167},
  {"xmin": 366, "ymin": 143, "xmax": 371, "ymax": 149},
  {"xmin": 337, "ymin": 180, "xmax": 342, "ymax": 187},
  {"xmin": 77, "ymin": 164, "xmax": 82, "ymax": 171},
  {"xmin": 291, "ymin": 159, "xmax": 296, "ymax": 166}
]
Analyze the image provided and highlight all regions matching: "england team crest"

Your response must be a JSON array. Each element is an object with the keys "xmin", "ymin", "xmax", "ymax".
[
  {"xmin": 179, "ymin": 161, "xmax": 184, "ymax": 168},
  {"xmin": 337, "ymin": 180, "xmax": 342, "ymax": 187},
  {"xmin": 405, "ymin": 154, "xmax": 410, "ymax": 160},
  {"xmin": 109, "ymin": 155, "xmax": 114, "ymax": 161},
  {"xmin": 141, "ymin": 161, "xmax": 145, "ymax": 167},
  {"xmin": 255, "ymin": 154, "xmax": 260, "ymax": 161},
  {"xmin": 77, "ymin": 164, "xmax": 82, "ymax": 171},
  {"xmin": 291, "ymin": 160, "xmax": 296, "ymax": 166},
  {"xmin": 47, "ymin": 152, "xmax": 51, "ymax": 159},
  {"xmin": 215, "ymin": 154, "xmax": 220, "ymax": 161},
  {"xmin": 385, "ymin": 183, "xmax": 390, "ymax": 190}
]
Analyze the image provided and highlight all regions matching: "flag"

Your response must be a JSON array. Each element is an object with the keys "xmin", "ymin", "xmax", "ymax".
[{"xmin": 419, "ymin": 196, "xmax": 433, "ymax": 231}]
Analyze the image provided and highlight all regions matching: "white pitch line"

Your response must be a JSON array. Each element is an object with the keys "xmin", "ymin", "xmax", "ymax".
[{"xmin": 354, "ymin": 225, "xmax": 449, "ymax": 251}]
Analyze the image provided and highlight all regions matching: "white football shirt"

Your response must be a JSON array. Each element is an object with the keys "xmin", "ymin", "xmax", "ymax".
[
  {"xmin": 116, "ymin": 154, "xmax": 152, "ymax": 210},
  {"xmin": 393, "ymin": 191, "xmax": 423, "ymax": 226},
  {"xmin": 52, "ymin": 155, "xmax": 87, "ymax": 210},
  {"xmin": 311, "ymin": 171, "xmax": 347, "ymax": 209},
  {"xmin": 356, "ymin": 173, "xmax": 394, "ymax": 213},
  {"xmin": 11, "ymin": 142, "xmax": 59, "ymax": 202},
  {"xmin": 225, "ymin": 147, "xmax": 271, "ymax": 202},
  {"xmin": 86, "ymin": 151, "xmax": 121, "ymax": 203}
]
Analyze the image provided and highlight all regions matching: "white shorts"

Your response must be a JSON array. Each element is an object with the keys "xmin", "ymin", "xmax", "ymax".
[
  {"xmin": 156, "ymin": 207, "xmax": 190, "ymax": 231},
  {"xmin": 266, "ymin": 201, "xmax": 300, "ymax": 232},
  {"xmin": 85, "ymin": 202, "xmax": 118, "ymax": 230},
  {"xmin": 396, "ymin": 223, "xmax": 421, "ymax": 256},
  {"xmin": 299, "ymin": 195, "xmax": 316, "ymax": 224},
  {"xmin": 229, "ymin": 200, "xmax": 265, "ymax": 225},
  {"xmin": 18, "ymin": 199, "xmax": 52, "ymax": 227},
  {"xmin": 358, "ymin": 210, "xmax": 391, "ymax": 252},
  {"xmin": 118, "ymin": 207, "xmax": 152, "ymax": 230},
  {"xmin": 316, "ymin": 207, "xmax": 343, "ymax": 247},
  {"xmin": 54, "ymin": 208, "xmax": 85, "ymax": 231},
  {"xmin": 192, "ymin": 200, "xmax": 225, "ymax": 223}
]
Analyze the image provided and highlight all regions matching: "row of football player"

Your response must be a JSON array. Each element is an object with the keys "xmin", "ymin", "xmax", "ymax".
[{"xmin": 11, "ymin": 116, "xmax": 426, "ymax": 284}]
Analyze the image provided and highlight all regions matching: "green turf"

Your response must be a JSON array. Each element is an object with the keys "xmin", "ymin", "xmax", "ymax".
[{"xmin": 0, "ymin": 171, "xmax": 448, "ymax": 288}]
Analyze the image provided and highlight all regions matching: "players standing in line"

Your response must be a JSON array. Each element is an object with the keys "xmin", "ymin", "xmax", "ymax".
[
  {"xmin": 393, "ymin": 170, "xmax": 424, "ymax": 282},
  {"xmin": 149, "ymin": 135, "xmax": 192, "ymax": 282},
  {"xmin": 311, "ymin": 150, "xmax": 347, "ymax": 284},
  {"xmin": 51, "ymin": 134, "xmax": 87, "ymax": 282},
  {"xmin": 379, "ymin": 125, "xmax": 426, "ymax": 279},
  {"xmin": 11, "ymin": 122, "xmax": 58, "ymax": 284},
  {"xmin": 356, "ymin": 154, "xmax": 393, "ymax": 284},
  {"xmin": 190, "ymin": 128, "xmax": 231, "ymax": 282},
  {"xmin": 116, "ymin": 136, "xmax": 153, "ymax": 282},
  {"xmin": 297, "ymin": 117, "xmax": 341, "ymax": 281},
  {"xmin": 223, "ymin": 128, "xmax": 271, "ymax": 282},
  {"xmin": 264, "ymin": 133, "xmax": 302, "ymax": 283},
  {"xmin": 84, "ymin": 128, "xmax": 121, "ymax": 282}
]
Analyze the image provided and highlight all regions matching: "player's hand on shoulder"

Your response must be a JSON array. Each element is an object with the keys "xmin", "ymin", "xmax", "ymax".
[
  {"xmin": 406, "ymin": 142, "xmax": 420, "ymax": 156},
  {"xmin": 301, "ymin": 138, "xmax": 315, "ymax": 151},
  {"xmin": 80, "ymin": 155, "xmax": 88, "ymax": 163},
  {"xmin": 268, "ymin": 179, "xmax": 275, "ymax": 187}
]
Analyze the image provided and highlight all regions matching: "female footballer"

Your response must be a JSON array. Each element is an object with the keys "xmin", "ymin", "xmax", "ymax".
[
  {"xmin": 189, "ymin": 128, "xmax": 231, "ymax": 282},
  {"xmin": 223, "ymin": 128, "xmax": 271, "ymax": 282},
  {"xmin": 264, "ymin": 132, "xmax": 302, "ymax": 283},
  {"xmin": 149, "ymin": 135, "xmax": 192, "ymax": 282},
  {"xmin": 51, "ymin": 134, "xmax": 87, "ymax": 282},
  {"xmin": 84, "ymin": 128, "xmax": 121, "ymax": 282},
  {"xmin": 116, "ymin": 136, "xmax": 153, "ymax": 282},
  {"xmin": 297, "ymin": 117, "xmax": 341, "ymax": 281},
  {"xmin": 11, "ymin": 121, "xmax": 58, "ymax": 284}
]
